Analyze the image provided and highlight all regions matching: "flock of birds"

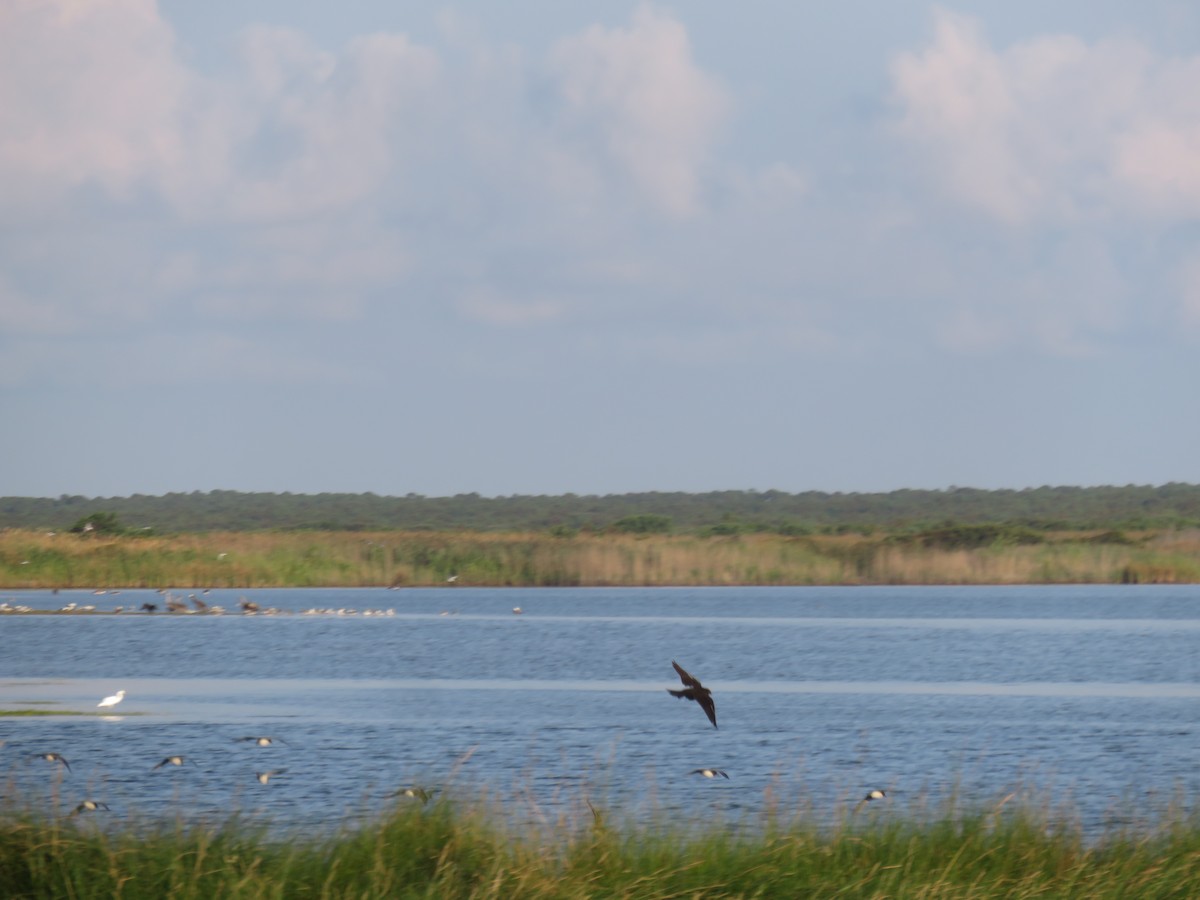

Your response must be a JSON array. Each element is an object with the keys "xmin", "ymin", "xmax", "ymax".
[
  {"xmin": 667, "ymin": 660, "xmax": 886, "ymax": 809},
  {"xmin": 1, "ymin": 592, "xmax": 401, "ymax": 617},
  {"xmin": 17, "ymin": 645, "xmax": 887, "ymax": 819},
  {"xmin": 22, "ymin": 687, "xmax": 440, "ymax": 818}
]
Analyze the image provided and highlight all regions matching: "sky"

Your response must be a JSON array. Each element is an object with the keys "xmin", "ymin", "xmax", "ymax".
[{"xmin": 3, "ymin": 0, "xmax": 1200, "ymax": 499}]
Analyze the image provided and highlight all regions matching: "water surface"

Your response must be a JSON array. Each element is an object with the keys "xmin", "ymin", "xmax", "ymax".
[{"xmin": 1, "ymin": 585, "xmax": 1196, "ymax": 834}]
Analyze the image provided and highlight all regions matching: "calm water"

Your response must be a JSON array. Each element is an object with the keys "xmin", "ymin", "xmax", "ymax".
[{"xmin": 1, "ymin": 585, "xmax": 1197, "ymax": 835}]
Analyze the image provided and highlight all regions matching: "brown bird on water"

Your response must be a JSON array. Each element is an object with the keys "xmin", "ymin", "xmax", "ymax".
[{"xmin": 668, "ymin": 660, "xmax": 717, "ymax": 728}]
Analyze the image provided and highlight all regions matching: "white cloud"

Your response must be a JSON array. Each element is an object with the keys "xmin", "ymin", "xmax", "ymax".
[
  {"xmin": 0, "ymin": 0, "xmax": 189, "ymax": 213},
  {"xmin": 892, "ymin": 9, "xmax": 1200, "ymax": 223},
  {"xmin": 0, "ymin": 0, "xmax": 442, "ymax": 224},
  {"xmin": 204, "ymin": 27, "xmax": 442, "ymax": 222},
  {"xmin": 547, "ymin": 5, "xmax": 729, "ymax": 217}
]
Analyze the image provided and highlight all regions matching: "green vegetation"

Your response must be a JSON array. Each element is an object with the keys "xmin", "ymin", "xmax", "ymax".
[
  {"xmin": 67, "ymin": 511, "xmax": 129, "ymax": 536},
  {"xmin": 1, "ymin": 489, "xmax": 1198, "ymax": 587},
  {"xmin": 0, "ymin": 792, "xmax": 1197, "ymax": 898},
  {"xmin": 0, "ymin": 709, "xmax": 91, "ymax": 717},
  {"xmin": 4, "ymin": 484, "xmax": 1200, "ymax": 534},
  {"xmin": 2, "ymin": 526, "xmax": 1200, "ymax": 588},
  {"xmin": 610, "ymin": 513, "xmax": 674, "ymax": 534}
]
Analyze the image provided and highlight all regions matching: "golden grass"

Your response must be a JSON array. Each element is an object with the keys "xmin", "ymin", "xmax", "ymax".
[{"xmin": 1, "ymin": 528, "xmax": 1199, "ymax": 588}]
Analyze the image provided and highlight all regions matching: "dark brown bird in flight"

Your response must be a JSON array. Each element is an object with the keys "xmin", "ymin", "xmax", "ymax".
[
  {"xmin": 32, "ymin": 752, "xmax": 71, "ymax": 772},
  {"xmin": 72, "ymin": 799, "xmax": 109, "ymax": 814},
  {"xmin": 854, "ymin": 789, "xmax": 887, "ymax": 812},
  {"xmin": 152, "ymin": 755, "xmax": 192, "ymax": 770},
  {"xmin": 668, "ymin": 660, "xmax": 717, "ymax": 728}
]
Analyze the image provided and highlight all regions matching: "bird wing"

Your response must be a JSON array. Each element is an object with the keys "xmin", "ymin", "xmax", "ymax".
[
  {"xmin": 696, "ymin": 693, "xmax": 717, "ymax": 728},
  {"xmin": 672, "ymin": 660, "xmax": 702, "ymax": 688}
]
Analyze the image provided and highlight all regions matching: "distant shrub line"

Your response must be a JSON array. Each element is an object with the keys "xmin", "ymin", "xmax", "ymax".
[{"xmin": 4, "ymin": 484, "xmax": 1200, "ymax": 535}]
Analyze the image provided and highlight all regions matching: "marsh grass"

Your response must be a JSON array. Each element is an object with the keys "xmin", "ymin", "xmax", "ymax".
[
  {"xmin": 0, "ymin": 710, "xmax": 92, "ymax": 717},
  {"xmin": 2, "ymin": 528, "xmax": 1200, "ymax": 589},
  {"xmin": 1, "ymin": 787, "xmax": 1197, "ymax": 899}
]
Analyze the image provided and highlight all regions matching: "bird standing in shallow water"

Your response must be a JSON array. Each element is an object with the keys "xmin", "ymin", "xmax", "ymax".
[
  {"xmin": 668, "ymin": 660, "xmax": 717, "ymax": 728},
  {"xmin": 97, "ymin": 689, "xmax": 125, "ymax": 709},
  {"xmin": 690, "ymin": 768, "xmax": 729, "ymax": 779}
]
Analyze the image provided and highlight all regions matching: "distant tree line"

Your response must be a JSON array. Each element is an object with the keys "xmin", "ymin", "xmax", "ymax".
[{"xmin": 2, "ymin": 484, "xmax": 1200, "ymax": 535}]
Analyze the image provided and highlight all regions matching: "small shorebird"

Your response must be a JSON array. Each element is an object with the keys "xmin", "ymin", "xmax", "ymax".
[
  {"xmin": 854, "ymin": 789, "xmax": 887, "ymax": 812},
  {"xmin": 152, "ymin": 755, "xmax": 192, "ymax": 770},
  {"xmin": 690, "ymin": 768, "xmax": 729, "ymax": 779},
  {"xmin": 389, "ymin": 786, "xmax": 437, "ymax": 803},
  {"xmin": 236, "ymin": 736, "xmax": 285, "ymax": 747},
  {"xmin": 32, "ymin": 752, "xmax": 71, "ymax": 772},
  {"xmin": 255, "ymin": 769, "xmax": 286, "ymax": 785},
  {"xmin": 97, "ymin": 689, "xmax": 125, "ymax": 709},
  {"xmin": 668, "ymin": 660, "xmax": 717, "ymax": 728},
  {"xmin": 72, "ymin": 799, "xmax": 109, "ymax": 814},
  {"xmin": 512, "ymin": 606, "xmax": 523, "ymax": 614}
]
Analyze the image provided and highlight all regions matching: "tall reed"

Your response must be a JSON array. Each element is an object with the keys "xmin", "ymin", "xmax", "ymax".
[
  {"xmin": 2, "ymin": 528, "xmax": 1199, "ymax": 588},
  {"xmin": 1, "ymin": 789, "xmax": 1197, "ymax": 898}
]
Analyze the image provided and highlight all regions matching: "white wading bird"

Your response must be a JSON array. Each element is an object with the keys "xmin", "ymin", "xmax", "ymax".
[{"xmin": 97, "ymin": 689, "xmax": 126, "ymax": 709}]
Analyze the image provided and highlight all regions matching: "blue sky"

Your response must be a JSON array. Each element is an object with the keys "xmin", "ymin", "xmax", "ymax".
[{"xmin": 3, "ymin": 1, "xmax": 1199, "ymax": 499}]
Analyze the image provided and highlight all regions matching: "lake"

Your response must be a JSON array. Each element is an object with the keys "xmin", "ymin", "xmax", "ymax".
[{"xmin": 1, "ymin": 584, "xmax": 1197, "ymax": 836}]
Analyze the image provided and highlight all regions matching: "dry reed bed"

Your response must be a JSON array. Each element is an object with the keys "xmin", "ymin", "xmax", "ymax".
[{"xmin": 2, "ymin": 529, "xmax": 1200, "ymax": 588}]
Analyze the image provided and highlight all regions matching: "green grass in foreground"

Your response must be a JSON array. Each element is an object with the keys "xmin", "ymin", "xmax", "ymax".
[{"xmin": 1, "ymin": 795, "xmax": 1198, "ymax": 899}]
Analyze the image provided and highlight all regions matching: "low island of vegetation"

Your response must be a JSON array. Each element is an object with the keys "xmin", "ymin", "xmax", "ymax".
[{"xmin": 2, "ymin": 485, "xmax": 1200, "ymax": 588}]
